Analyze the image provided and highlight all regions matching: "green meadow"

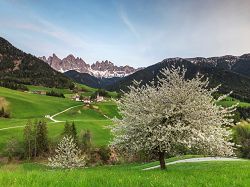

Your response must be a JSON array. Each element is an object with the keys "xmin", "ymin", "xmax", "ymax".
[
  {"xmin": 0, "ymin": 159, "xmax": 249, "ymax": 187},
  {"xmin": 217, "ymin": 96, "xmax": 250, "ymax": 107},
  {"xmin": 0, "ymin": 86, "xmax": 117, "ymax": 153},
  {"xmin": 27, "ymin": 84, "xmax": 118, "ymax": 98}
]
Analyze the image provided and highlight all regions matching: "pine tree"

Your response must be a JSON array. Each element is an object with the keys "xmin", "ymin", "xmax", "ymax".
[
  {"xmin": 63, "ymin": 121, "xmax": 78, "ymax": 144},
  {"xmin": 80, "ymin": 130, "xmax": 92, "ymax": 150},
  {"xmin": 33, "ymin": 119, "xmax": 38, "ymax": 157},
  {"xmin": 23, "ymin": 120, "xmax": 34, "ymax": 160},
  {"xmin": 36, "ymin": 120, "xmax": 49, "ymax": 155},
  {"xmin": 63, "ymin": 121, "xmax": 71, "ymax": 136},
  {"xmin": 70, "ymin": 121, "xmax": 78, "ymax": 144}
]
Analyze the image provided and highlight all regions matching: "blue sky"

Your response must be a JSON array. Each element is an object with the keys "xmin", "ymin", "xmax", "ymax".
[{"xmin": 1, "ymin": 0, "xmax": 250, "ymax": 67}]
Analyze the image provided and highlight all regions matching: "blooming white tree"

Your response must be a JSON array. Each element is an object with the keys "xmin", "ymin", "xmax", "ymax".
[
  {"xmin": 48, "ymin": 136, "xmax": 86, "ymax": 169},
  {"xmin": 110, "ymin": 67, "xmax": 236, "ymax": 169}
]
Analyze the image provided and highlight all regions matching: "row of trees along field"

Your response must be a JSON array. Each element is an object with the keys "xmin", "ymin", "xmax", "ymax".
[
  {"xmin": 24, "ymin": 120, "xmax": 48, "ymax": 159},
  {"xmin": 46, "ymin": 90, "xmax": 65, "ymax": 98},
  {"xmin": 5, "ymin": 120, "xmax": 113, "ymax": 167}
]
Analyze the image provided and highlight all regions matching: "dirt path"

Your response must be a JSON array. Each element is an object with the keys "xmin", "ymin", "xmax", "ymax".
[
  {"xmin": 0, "ymin": 125, "xmax": 25, "ymax": 131},
  {"xmin": 142, "ymin": 157, "xmax": 244, "ymax": 171},
  {"xmin": 0, "ymin": 105, "xmax": 83, "ymax": 131},
  {"xmin": 45, "ymin": 105, "xmax": 82, "ymax": 122}
]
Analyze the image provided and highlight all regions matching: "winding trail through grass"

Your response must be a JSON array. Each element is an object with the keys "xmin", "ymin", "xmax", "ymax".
[
  {"xmin": 0, "ymin": 125, "xmax": 25, "ymax": 131},
  {"xmin": 0, "ymin": 102, "xmax": 112, "ymax": 131},
  {"xmin": 45, "ymin": 104, "xmax": 82, "ymax": 122},
  {"xmin": 143, "ymin": 157, "xmax": 244, "ymax": 170},
  {"xmin": 0, "ymin": 105, "xmax": 83, "ymax": 131}
]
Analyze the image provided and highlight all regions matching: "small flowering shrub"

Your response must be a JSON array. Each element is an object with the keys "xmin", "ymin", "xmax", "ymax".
[{"xmin": 48, "ymin": 136, "xmax": 86, "ymax": 169}]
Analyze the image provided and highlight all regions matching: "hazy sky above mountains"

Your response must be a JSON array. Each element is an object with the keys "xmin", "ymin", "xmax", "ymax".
[{"xmin": 1, "ymin": 0, "xmax": 250, "ymax": 67}]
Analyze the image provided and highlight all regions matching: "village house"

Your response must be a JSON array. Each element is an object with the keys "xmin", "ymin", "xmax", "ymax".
[
  {"xmin": 96, "ymin": 93, "xmax": 104, "ymax": 102},
  {"xmin": 71, "ymin": 94, "xmax": 80, "ymax": 101},
  {"xmin": 32, "ymin": 90, "xmax": 47, "ymax": 95},
  {"xmin": 83, "ymin": 97, "xmax": 91, "ymax": 104}
]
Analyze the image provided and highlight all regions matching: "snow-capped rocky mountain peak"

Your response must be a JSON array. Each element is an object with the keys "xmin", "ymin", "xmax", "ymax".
[{"xmin": 39, "ymin": 54, "xmax": 141, "ymax": 78}]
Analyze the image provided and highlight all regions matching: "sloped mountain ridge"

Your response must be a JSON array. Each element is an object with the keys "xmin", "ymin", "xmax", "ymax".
[
  {"xmin": 105, "ymin": 54, "xmax": 250, "ymax": 100},
  {"xmin": 40, "ymin": 54, "xmax": 142, "ymax": 78},
  {"xmin": 0, "ymin": 37, "xmax": 73, "ymax": 89}
]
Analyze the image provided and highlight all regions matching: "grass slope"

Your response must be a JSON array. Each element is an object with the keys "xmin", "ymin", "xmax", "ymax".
[
  {"xmin": 95, "ymin": 101, "xmax": 121, "ymax": 118},
  {"xmin": 0, "ymin": 86, "xmax": 116, "ymax": 153},
  {"xmin": 217, "ymin": 96, "xmax": 250, "ymax": 107},
  {"xmin": 0, "ymin": 87, "xmax": 78, "ymax": 119},
  {"xmin": 0, "ymin": 160, "xmax": 249, "ymax": 187},
  {"xmin": 26, "ymin": 85, "xmax": 72, "ymax": 94}
]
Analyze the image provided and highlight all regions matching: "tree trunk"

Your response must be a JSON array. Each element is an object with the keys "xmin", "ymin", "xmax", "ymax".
[
  {"xmin": 159, "ymin": 151, "xmax": 166, "ymax": 170},
  {"xmin": 28, "ymin": 140, "xmax": 31, "ymax": 160}
]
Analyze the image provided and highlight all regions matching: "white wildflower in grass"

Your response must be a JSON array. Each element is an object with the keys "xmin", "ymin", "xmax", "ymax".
[
  {"xmin": 110, "ymin": 67, "xmax": 236, "ymax": 169},
  {"xmin": 48, "ymin": 136, "xmax": 86, "ymax": 169}
]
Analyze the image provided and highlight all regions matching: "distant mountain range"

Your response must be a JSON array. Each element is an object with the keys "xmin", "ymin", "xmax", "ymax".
[
  {"xmin": 0, "ymin": 37, "xmax": 73, "ymax": 89},
  {"xmin": 39, "ymin": 54, "xmax": 142, "ymax": 78},
  {"xmin": 107, "ymin": 55, "xmax": 250, "ymax": 100},
  {"xmin": 66, "ymin": 54, "xmax": 250, "ymax": 100},
  {"xmin": 1, "ymin": 36, "xmax": 250, "ymax": 101}
]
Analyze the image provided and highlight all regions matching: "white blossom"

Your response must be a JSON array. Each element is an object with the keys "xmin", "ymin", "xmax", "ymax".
[
  {"xmin": 110, "ymin": 67, "xmax": 236, "ymax": 158},
  {"xmin": 48, "ymin": 136, "xmax": 86, "ymax": 169}
]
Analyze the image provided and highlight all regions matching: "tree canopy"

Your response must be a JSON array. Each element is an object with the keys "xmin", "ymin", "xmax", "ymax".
[{"xmin": 110, "ymin": 67, "xmax": 236, "ymax": 169}]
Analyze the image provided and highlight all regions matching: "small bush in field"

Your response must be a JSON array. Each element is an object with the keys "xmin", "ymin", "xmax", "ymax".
[
  {"xmin": 0, "ymin": 97, "xmax": 11, "ymax": 118},
  {"xmin": 5, "ymin": 137, "xmax": 23, "ymax": 161},
  {"xmin": 233, "ymin": 121, "xmax": 250, "ymax": 158},
  {"xmin": 48, "ymin": 136, "xmax": 86, "ymax": 169},
  {"xmin": 98, "ymin": 146, "xmax": 111, "ymax": 164}
]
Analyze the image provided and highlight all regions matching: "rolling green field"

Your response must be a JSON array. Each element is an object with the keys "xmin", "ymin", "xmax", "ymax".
[
  {"xmin": 26, "ymin": 85, "xmax": 72, "ymax": 94},
  {"xmin": 27, "ymin": 84, "xmax": 119, "ymax": 98},
  {"xmin": 0, "ymin": 159, "xmax": 249, "ymax": 187},
  {"xmin": 0, "ymin": 86, "xmax": 118, "ymax": 153},
  {"xmin": 217, "ymin": 96, "xmax": 250, "ymax": 107}
]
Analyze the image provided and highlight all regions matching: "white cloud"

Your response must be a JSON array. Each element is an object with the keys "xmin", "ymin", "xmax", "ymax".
[{"xmin": 119, "ymin": 8, "xmax": 140, "ymax": 39}]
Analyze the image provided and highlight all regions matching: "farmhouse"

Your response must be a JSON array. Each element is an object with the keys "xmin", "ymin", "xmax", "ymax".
[
  {"xmin": 83, "ymin": 97, "xmax": 91, "ymax": 104},
  {"xmin": 32, "ymin": 90, "xmax": 46, "ymax": 95},
  {"xmin": 96, "ymin": 93, "xmax": 104, "ymax": 102},
  {"xmin": 72, "ymin": 94, "xmax": 80, "ymax": 101}
]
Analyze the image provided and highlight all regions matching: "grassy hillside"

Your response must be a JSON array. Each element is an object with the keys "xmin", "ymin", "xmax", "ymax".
[
  {"xmin": 0, "ymin": 87, "xmax": 77, "ymax": 119},
  {"xmin": 95, "ymin": 101, "xmax": 121, "ymax": 118},
  {"xmin": 0, "ymin": 160, "xmax": 249, "ymax": 186},
  {"xmin": 217, "ymin": 96, "xmax": 250, "ymax": 107},
  {"xmin": 0, "ymin": 86, "xmax": 117, "ymax": 153},
  {"xmin": 27, "ymin": 84, "xmax": 118, "ymax": 98},
  {"xmin": 26, "ymin": 85, "xmax": 72, "ymax": 94},
  {"xmin": 74, "ymin": 83, "xmax": 118, "ymax": 98},
  {"xmin": 0, "ymin": 37, "xmax": 74, "ymax": 89}
]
